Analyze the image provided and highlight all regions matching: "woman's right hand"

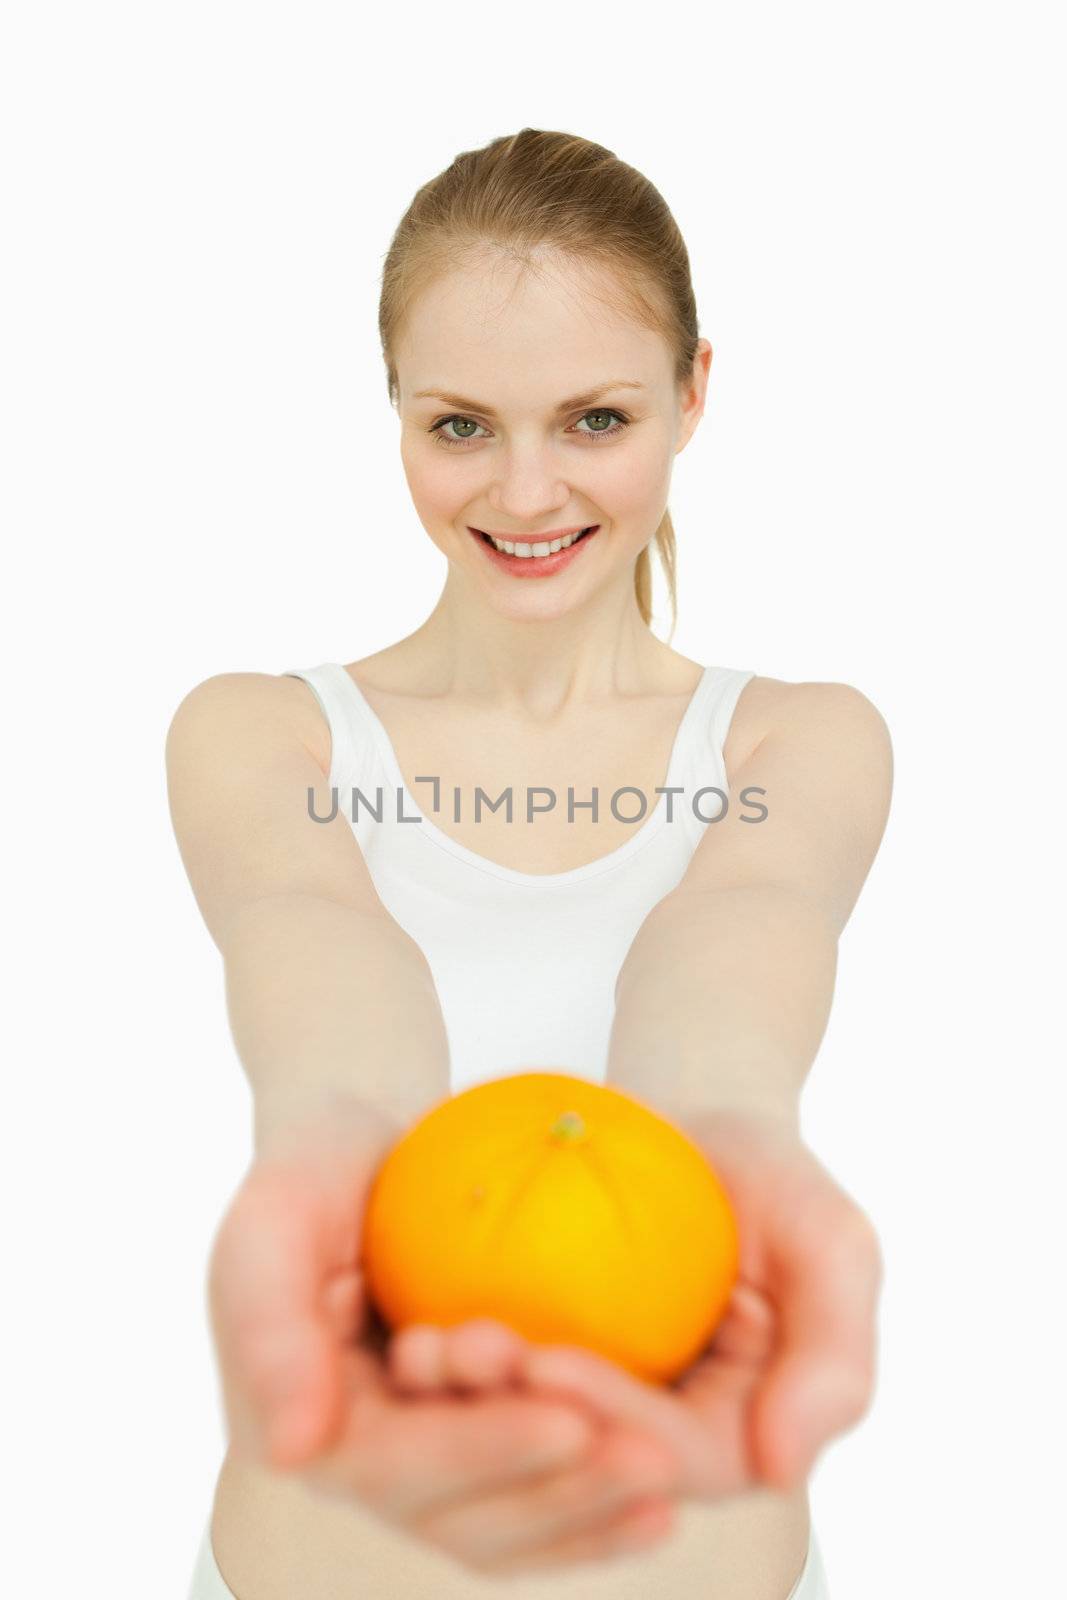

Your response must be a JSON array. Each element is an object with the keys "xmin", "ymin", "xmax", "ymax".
[{"xmin": 207, "ymin": 1095, "xmax": 681, "ymax": 1577}]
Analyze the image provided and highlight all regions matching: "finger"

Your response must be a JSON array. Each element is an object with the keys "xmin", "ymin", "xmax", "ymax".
[
  {"xmin": 387, "ymin": 1323, "xmax": 449, "ymax": 1391},
  {"xmin": 517, "ymin": 1343, "xmax": 713, "ymax": 1490},
  {"xmin": 441, "ymin": 1319, "xmax": 530, "ymax": 1389},
  {"xmin": 414, "ymin": 1425, "xmax": 677, "ymax": 1568},
  {"xmin": 755, "ymin": 1201, "xmax": 883, "ymax": 1488},
  {"xmin": 704, "ymin": 1281, "xmax": 777, "ymax": 1366},
  {"xmin": 323, "ymin": 1268, "xmax": 366, "ymax": 1341},
  {"xmin": 304, "ymin": 1384, "xmax": 600, "ymax": 1522},
  {"xmin": 209, "ymin": 1173, "xmax": 351, "ymax": 1468},
  {"xmin": 389, "ymin": 1319, "xmax": 529, "ymax": 1394}
]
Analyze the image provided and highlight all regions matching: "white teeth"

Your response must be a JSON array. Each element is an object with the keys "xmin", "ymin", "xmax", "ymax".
[{"xmin": 488, "ymin": 529, "xmax": 588, "ymax": 555}]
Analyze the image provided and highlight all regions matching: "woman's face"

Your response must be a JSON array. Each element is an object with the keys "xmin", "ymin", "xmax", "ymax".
[{"xmin": 394, "ymin": 251, "xmax": 709, "ymax": 622}]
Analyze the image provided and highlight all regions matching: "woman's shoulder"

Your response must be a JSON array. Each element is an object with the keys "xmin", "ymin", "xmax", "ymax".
[
  {"xmin": 167, "ymin": 668, "xmax": 334, "ymax": 780},
  {"xmin": 725, "ymin": 673, "xmax": 890, "ymax": 774}
]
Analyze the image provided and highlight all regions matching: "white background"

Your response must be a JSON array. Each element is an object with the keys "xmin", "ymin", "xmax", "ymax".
[{"xmin": 4, "ymin": 3, "xmax": 1064, "ymax": 1595}]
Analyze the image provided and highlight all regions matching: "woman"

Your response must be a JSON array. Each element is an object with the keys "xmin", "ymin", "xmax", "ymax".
[{"xmin": 169, "ymin": 128, "xmax": 891, "ymax": 1600}]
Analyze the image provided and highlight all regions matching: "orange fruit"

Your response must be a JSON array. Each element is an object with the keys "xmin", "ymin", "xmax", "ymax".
[{"xmin": 361, "ymin": 1071, "xmax": 739, "ymax": 1384}]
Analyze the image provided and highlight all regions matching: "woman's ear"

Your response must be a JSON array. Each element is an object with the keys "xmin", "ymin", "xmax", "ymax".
[{"xmin": 675, "ymin": 339, "xmax": 713, "ymax": 455}]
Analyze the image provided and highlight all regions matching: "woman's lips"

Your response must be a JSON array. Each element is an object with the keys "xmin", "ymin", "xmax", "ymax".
[{"xmin": 469, "ymin": 525, "xmax": 600, "ymax": 576}]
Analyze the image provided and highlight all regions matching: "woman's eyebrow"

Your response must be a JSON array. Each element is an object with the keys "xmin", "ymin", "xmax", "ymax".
[{"xmin": 411, "ymin": 380, "xmax": 647, "ymax": 417}]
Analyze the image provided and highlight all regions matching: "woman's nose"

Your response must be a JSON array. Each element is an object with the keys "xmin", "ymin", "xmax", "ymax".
[{"xmin": 486, "ymin": 447, "xmax": 571, "ymax": 521}]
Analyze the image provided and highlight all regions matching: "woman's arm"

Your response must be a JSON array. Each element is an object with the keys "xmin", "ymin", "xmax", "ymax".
[
  {"xmin": 167, "ymin": 673, "xmax": 689, "ymax": 1572},
  {"xmin": 503, "ymin": 685, "xmax": 892, "ymax": 1500},
  {"xmin": 165, "ymin": 672, "xmax": 450, "ymax": 1152},
  {"xmin": 607, "ymin": 682, "xmax": 893, "ymax": 1125},
  {"xmin": 223, "ymin": 894, "xmax": 449, "ymax": 1154}
]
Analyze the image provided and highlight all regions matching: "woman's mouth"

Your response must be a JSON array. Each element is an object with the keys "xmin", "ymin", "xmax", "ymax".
[{"xmin": 468, "ymin": 525, "xmax": 600, "ymax": 576}]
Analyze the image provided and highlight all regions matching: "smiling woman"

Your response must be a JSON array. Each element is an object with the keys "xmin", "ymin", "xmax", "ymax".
[
  {"xmin": 170, "ymin": 127, "xmax": 884, "ymax": 1600},
  {"xmin": 381, "ymin": 141, "xmax": 705, "ymax": 638}
]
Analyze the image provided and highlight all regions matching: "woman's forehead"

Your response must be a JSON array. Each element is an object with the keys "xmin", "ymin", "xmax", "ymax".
[
  {"xmin": 408, "ymin": 253, "xmax": 649, "ymax": 334},
  {"xmin": 396, "ymin": 269, "xmax": 672, "ymax": 403}
]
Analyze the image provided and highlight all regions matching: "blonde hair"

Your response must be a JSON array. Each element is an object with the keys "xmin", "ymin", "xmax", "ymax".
[{"xmin": 378, "ymin": 128, "xmax": 703, "ymax": 639}]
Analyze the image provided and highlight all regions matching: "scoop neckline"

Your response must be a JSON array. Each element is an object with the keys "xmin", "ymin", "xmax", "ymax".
[{"xmin": 327, "ymin": 661, "xmax": 714, "ymax": 888}]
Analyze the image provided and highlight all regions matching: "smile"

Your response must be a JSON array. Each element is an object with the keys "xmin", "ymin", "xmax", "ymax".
[{"xmin": 469, "ymin": 525, "xmax": 600, "ymax": 574}]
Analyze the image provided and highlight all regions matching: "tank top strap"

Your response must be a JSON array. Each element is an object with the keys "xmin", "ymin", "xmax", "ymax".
[
  {"xmin": 281, "ymin": 661, "xmax": 385, "ymax": 801},
  {"xmin": 701, "ymin": 665, "xmax": 758, "ymax": 773},
  {"xmin": 670, "ymin": 665, "xmax": 757, "ymax": 840}
]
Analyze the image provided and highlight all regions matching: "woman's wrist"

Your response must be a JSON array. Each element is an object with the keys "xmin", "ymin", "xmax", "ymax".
[
  {"xmin": 673, "ymin": 1095, "xmax": 802, "ymax": 1149},
  {"xmin": 253, "ymin": 1086, "xmax": 406, "ymax": 1166},
  {"xmin": 610, "ymin": 1064, "xmax": 801, "ymax": 1142},
  {"xmin": 657, "ymin": 1084, "xmax": 802, "ymax": 1143}
]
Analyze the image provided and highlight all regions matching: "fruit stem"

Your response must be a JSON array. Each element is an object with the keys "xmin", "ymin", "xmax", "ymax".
[{"xmin": 550, "ymin": 1109, "xmax": 586, "ymax": 1143}]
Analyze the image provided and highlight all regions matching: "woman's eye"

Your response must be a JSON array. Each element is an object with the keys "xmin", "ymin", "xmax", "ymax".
[
  {"xmin": 573, "ymin": 409, "xmax": 628, "ymax": 438},
  {"xmin": 430, "ymin": 416, "xmax": 488, "ymax": 446},
  {"xmin": 429, "ymin": 409, "xmax": 630, "ymax": 448}
]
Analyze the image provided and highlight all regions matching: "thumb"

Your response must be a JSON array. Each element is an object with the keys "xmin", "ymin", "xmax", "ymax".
[
  {"xmin": 753, "ymin": 1199, "xmax": 883, "ymax": 1489},
  {"xmin": 208, "ymin": 1167, "xmax": 349, "ymax": 1469}
]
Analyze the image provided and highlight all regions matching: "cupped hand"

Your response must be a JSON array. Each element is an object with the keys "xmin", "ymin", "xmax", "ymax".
[
  {"xmin": 207, "ymin": 1098, "xmax": 681, "ymax": 1576},
  {"xmin": 399, "ymin": 1107, "xmax": 883, "ymax": 1502}
]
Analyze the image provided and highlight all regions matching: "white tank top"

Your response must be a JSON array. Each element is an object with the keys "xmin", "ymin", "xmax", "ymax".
[{"xmin": 283, "ymin": 662, "xmax": 756, "ymax": 1096}]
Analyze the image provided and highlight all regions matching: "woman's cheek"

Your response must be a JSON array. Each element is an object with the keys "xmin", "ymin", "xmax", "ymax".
[
  {"xmin": 400, "ymin": 446, "xmax": 466, "ymax": 527},
  {"xmin": 588, "ymin": 435, "xmax": 671, "ymax": 520}
]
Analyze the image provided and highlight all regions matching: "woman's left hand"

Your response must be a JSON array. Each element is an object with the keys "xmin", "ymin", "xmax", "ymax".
[{"xmin": 389, "ymin": 1107, "xmax": 883, "ymax": 1502}]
